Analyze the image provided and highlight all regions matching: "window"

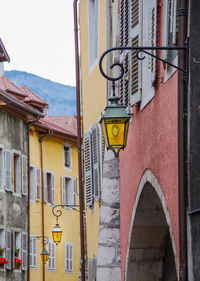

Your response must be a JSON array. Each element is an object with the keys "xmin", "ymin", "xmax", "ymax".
[
  {"xmin": 29, "ymin": 236, "xmax": 37, "ymax": 269},
  {"xmin": 84, "ymin": 124, "xmax": 103, "ymax": 207},
  {"xmin": 0, "ymin": 229, "xmax": 6, "ymax": 259},
  {"xmin": 65, "ymin": 242, "xmax": 73, "ymax": 273},
  {"xmin": 63, "ymin": 145, "xmax": 72, "ymax": 169},
  {"xmin": 4, "ymin": 150, "xmax": 13, "ymax": 191},
  {"xmin": 62, "ymin": 176, "xmax": 77, "ymax": 206},
  {"xmin": 30, "ymin": 166, "xmax": 41, "ymax": 201},
  {"xmin": 13, "ymin": 152, "xmax": 21, "ymax": 195},
  {"xmin": 120, "ymin": 0, "xmax": 157, "ymax": 110},
  {"xmin": 44, "ymin": 171, "xmax": 55, "ymax": 205},
  {"xmin": 88, "ymin": 0, "xmax": 99, "ymax": 70},
  {"xmin": 0, "ymin": 146, "xmax": 4, "ymax": 190},
  {"xmin": 47, "ymin": 240, "xmax": 56, "ymax": 271},
  {"xmin": 13, "ymin": 231, "xmax": 21, "ymax": 270},
  {"xmin": 163, "ymin": 0, "xmax": 178, "ymax": 78}
]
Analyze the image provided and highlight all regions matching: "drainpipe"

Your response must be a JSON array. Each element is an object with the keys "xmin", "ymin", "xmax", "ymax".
[
  {"xmin": 39, "ymin": 131, "xmax": 52, "ymax": 281},
  {"xmin": 26, "ymin": 118, "xmax": 39, "ymax": 281},
  {"xmin": 177, "ymin": 0, "xmax": 188, "ymax": 280},
  {"xmin": 73, "ymin": 1, "xmax": 86, "ymax": 281}
]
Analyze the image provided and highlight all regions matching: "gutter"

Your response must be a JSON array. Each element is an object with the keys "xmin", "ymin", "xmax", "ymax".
[
  {"xmin": 73, "ymin": 1, "xmax": 86, "ymax": 281},
  {"xmin": 177, "ymin": 0, "xmax": 188, "ymax": 280}
]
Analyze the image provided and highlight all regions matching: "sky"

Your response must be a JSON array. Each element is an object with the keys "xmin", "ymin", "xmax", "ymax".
[{"xmin": 0, "ymin": 0, "xmax": 76, "ymax": 86}]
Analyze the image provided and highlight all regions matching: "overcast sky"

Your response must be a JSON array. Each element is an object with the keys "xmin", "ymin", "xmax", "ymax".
[{"xmin": 0, "ymin": 0, "xmax": 76, "ymax": 86}]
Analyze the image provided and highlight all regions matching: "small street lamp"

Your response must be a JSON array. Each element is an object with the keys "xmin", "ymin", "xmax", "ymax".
[
  {"xmin": 51, "ymin": 204, "xmax": 79, "ymax": 245},
  {"xmin": 29, "ymin": 235, "xmax": 49, "ymax": 264}
]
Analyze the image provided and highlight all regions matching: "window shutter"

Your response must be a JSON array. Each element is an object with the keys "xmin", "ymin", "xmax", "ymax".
[
  {"xmin": 22, "ymin": 156, "xmax": 28, "ymax": 195},
  {"xmin": 5, "ymin": 230, "xmax": 12, "ymax": 270},
  {"xmin": 44, "ymin": 171, "xmax": 47, "ymax": 202},
  {"xmin": 22, "ymin": 232, "xmax": 27, "ymax": 271},
  {"xmin": 12, "ymin": 231, "xmax": 15, "ymax": 269},
  {"xmin": 0, "ymin": 147, "xmax": 4, "ymax": 189},
  {"xmin": 30, "ymin": 167, "xmax": 37, "ymax": 201},
  {"xmin": 47, "ymin": 242, "xmax": 51, "ymax": 270},
  {"xmin": 91, "ymin": 125, "xmax": 100, "ymax": 201},
  {"xmin": 62, "ymin": 176, "xmax": 66, "ymax": 205},
  {"xmin": 70, "ymin": 243, "xmax": 73, "ymax": 272},
  {"xmin": 16, "ymin": 155, "xmax": 22, "ymax": 195},
  {"xmin": 36, "ymin": 168, "xmax": 41, "ymax": 200},
  {"xmin": 11, "ymin": 152, "xmax": 14, "ymax": 192},
  {"xmin": 73, "ymin": 178, "xmax": 77, "ymax": 205},
  {"xmin": 52, "ymin": 242, "xmax": 56, "ymax": 270},
  {"xmin": 172, "ymin": 0, "xmax": 177, "ymax": 44},
  {"xmin": 88, "ymin": 258, "xmax": 97, "ymax": 281},
  {"xmin": 51, "ymin": 172, "xmax": 55, "ymax": 205},
  {"xmin": 84, "ymin": 133, "xmax": 93, "ymax": 207},
  {"xmin": 67, "ymin": 179, "xmax": 74, "ymax": 205},
  {"xmin": 4, "ymin": 150, "xmax": 11, "ymax": 191},
  {"xmin": 140, "ymin": 0, "xmax": 157, "ymax": 110}
]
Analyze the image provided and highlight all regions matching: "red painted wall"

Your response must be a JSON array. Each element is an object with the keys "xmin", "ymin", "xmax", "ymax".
[{"xmin": 119, "ymin": 71, "xmax": 179, "ymax": 279}]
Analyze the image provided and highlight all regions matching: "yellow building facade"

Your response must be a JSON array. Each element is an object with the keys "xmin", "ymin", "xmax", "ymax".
[
  {"xmin": 29, "ymin": 116, "xmax": 80, "ymax": 281},
  {"xmin": 79, "ymin": 0, "xmax": 107, "ymax": 265}
]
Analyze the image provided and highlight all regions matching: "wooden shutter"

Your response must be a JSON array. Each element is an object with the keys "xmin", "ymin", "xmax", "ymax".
[
  {"xmin": 0, "ymin": 147, "xmax": 4, "ymax": 189},
  {"xmin": 11, "ymin": 152, "xmax": 14, "ymax": 192},
  {"xmin": 52, "ymin": 242, "xmax": 56, "ymax": 270},
  {"xmin": 140, "ymin": 0, "xmax": 157, "ymax": 110},
  {"xmin": 51, "ymin": 172, "xmax": 55, "ymax": 205},
  {"xmin": 5, "ymin": 230, "xmax": 12, "ymax": 270},
  {"xmin": 69, "ymin": 243, "xmax": 73, "ymax": 272},
  {"xmin": 36, "ymin": 168, "xmax": 41, "ymax": 200},
  {"xmin": 84, "ymin": 133, "xmax": 93, "ymax": 207},
  {"xmin": 16, "ymin": 155, "xmax": 22, "ymax": 195},
  {"xmin": 65, "ymin": 242, "xmax": 73, "ymax": 272},
  {"xmin": 22, "ymin": 232, "xmax": 27, "ymax": 270},
  {"xmin": 73, "ymin": 178, "xmax": 77, "ymax": 205},
  {"xmin": 44, "ymin": 171, "xmax": 47, "ymax": 203},
  {"xmin": 62, "ymin": 176, "xmax": 66, "ymax": 205},
  {"xmin": 91, "ymin": 125, "xmax": 100, "ymax": 201},
  {"xmin": 22, "ymin": 155, "xmax": 28, "ymax": 195},
  {"xmin": 4, "ymin": 150, "xmax": 11, "ymax": 191},
  {"xmin": 30, "ymin": 167, "xmax": 37, "ymax": 201}
]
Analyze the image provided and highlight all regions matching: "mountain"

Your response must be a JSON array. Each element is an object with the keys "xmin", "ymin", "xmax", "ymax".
[{"xmin": 5, "ymin": 70, "xmax": 76, "ymax": 116}]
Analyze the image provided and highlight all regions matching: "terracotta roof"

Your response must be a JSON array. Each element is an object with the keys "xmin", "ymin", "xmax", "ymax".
[
  {"xmin": 21, "ymin": 85, "xmax": 48, "ymax": 107},
  {"xmin": 37, "ymin": 116, "xmax": 77, "ymax": 138},
  {"xmin": 0, "ymin": 38, "xmax": 10, "ymax": 62},
  {"xmin": 0, "ymin": 87, "xmax": 43, "ymax": 119},
  {"xmin": 0, "ymin": 75, "xmax": 27, "ymax": 98}
]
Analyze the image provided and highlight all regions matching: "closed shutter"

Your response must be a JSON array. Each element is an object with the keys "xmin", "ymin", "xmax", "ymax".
[
  {"xmin": 22, "ymin": 232, "xmax": 27, "ymax": 271},
  {"xmin": 0, "ymin": 147, "xmax": 4, "ymax": 189},
  {"xmin": 88, "ymin": 258, "xmax": 97, "ymax": 281},
  {"xmin": 22, "ymin": 155, "xmax": 28, "ymax": 195},
  {"xmin": 51, "ymin": 172, "xmax": 55, "ymax": 205},
  {"xmin": 120, "ymin": 0, "xmax": 142, "ymax": 107},
  {"xmin": 140, "ymin": 0, "xmax": 157, "ymax": 110},
  {"xmin": 62, "ymin": 176, "xmax": 66, "ymax": 205},
  {"xmin": 84, "ymin": 133, "xmax": 93, "ymax": 207},
  {"xmin": 30, "ymin": 167, "xmax": 37, "ymax": 201},
  {"xmin": 91, "ymin": 125, "xmax": 100, "ymax": 201},
  {"xmin": 16, "ymin": 155, "xmax": 22, "ymax": 195},
  {"xmin": 4, "ymin": 150, "xmax": 11, "ymax": 191},
  {"xmin": 36, "ymin": 168, "xmax": 41, "ymax": 200},
  {"xmin": 5, "ymin": 230, "xmax": 12, "ymax": 270},
  {"xmin": 11, "ymin": 152, "xmax": 14, "ymax": 192},
  {"xmin": 44, "ymin": 171, "xmax": 47, "ymax": 203},
  {"xmin": 69, "ymin": 243, "xmax": 73, "ymax": 272},
  {"xmin": 52, "ymin": 242, "xmax": 56, "ymax": 270}
]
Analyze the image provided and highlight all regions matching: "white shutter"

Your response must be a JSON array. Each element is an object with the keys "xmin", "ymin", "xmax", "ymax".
[
  {"xmin": 11, "ymin": 152, "xmax": 14, "ymax": 192},
  {"xmin": 4, "ymin": 150, "xmax": 11, "ymax": 191},
  {"xmin": 44, "ymin": 171, "xmax": 47, "ymax": 202},
  {"xmin": 22, "ymin": 156, "xmax": 28, "ymax": 195},
  {"xmin": 0, "ymin": 147, "xmax": 4, "ymax": 189},
  {"xmin": 84, "ymin": 133, "xmax": 93, "ymax": 207},
  {"xmin": 65, "ymin": 242, "xmax": 73, "ymax": 272},
  {"xmin": 22, "ymin": 232, "xmax": 27, "ymax": 271},
  {"xmin": 16, "ymin": 155, "xmax": 22, "ymax": 195},
  {"xmin": 73, "ymin": 178, "xmax": 77, "ymax": 205},
  {"xmin": 5, "ymin": 230, "xmax": 12, "ymax": 270},
  {"xmin": 140, "ymin": 0, "xmax": 157, "ymax": 110},
  {"xmin": 12, "ymin": 231, "xmax": 15, "ymax": 269},
  {"xmin": 52, "ymin": 242, "xmax": 56, "ymax": 270},
  {"xmin": 30, "ymin": 167, "xmax": 37, "ymax": 201},
  {"xmin": 91, "ymin": 125, "xmax": 100, "ymax": 201},
  {"xmin": 62, "ymin": 176, "xmax": 66, "ymax": 204},
  {"xmin": 69, "ymin": 243, "xmax": 73, "ymax": 272},
  {"xmin": 51, "ymin": 172, "xmax": 55, "ymax": 205},
  {"xmin": 36, "ymin": 168, "xmax": 41, "ymax": 200}
]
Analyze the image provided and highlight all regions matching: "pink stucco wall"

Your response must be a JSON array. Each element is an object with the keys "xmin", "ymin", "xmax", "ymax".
[{"xmin": 119, "ymin": 71, "xmax": 179, "ymax": 280}]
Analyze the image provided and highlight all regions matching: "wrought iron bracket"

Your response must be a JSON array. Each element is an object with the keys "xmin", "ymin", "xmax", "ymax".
[
  {"xmin": 52, "ymin": 204, "xmax": 80, "ymax": 222},
  {"xmin": 99, "ymin": 42, "xmax": 189, "ymax": 88},
  {"xmin": 29, "ymin": 235, "xmax": 49, "ymax": 245}
]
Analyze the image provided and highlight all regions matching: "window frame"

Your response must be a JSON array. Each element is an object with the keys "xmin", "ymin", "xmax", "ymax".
[
  {"xmin": 61, "ymin": 175, "xmax": 76, "ymax": 206},
  {"xmin": 44, "ymin": 170, "xmax": 55, "ymax": 205},
  {"xmin": 63, "ymin": 144, "xmax": 72, "ymax": 170},
  {"xmin": 12, "ymin": 150, "xmax": 22, "ymax": 196}
]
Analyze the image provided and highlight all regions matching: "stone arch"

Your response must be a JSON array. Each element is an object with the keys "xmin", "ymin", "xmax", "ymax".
[{"xmin": 125, "ymin": 169, "xmax": 178, "ymax": 281}]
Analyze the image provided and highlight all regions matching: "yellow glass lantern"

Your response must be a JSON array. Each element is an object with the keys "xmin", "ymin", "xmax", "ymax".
[
  {"xmin": 40, "ymin": 248, "xmax": 49, "ymax": 264},
  {"xmin": 100, "ymin": 96, "xmax": 131, "ymax": 157},
  {"xmin": 52, "ymin": 223, "xmax": 63, "ymax": 245}
]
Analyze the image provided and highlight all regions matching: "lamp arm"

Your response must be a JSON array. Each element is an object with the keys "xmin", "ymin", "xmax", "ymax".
[
  {"xmin": 52, "ymin": 204, "xmax": 80, "ymax": 219},
  {"xmin": 99, "ymin": 45, "xmax": 187, "ymax": 83},
  {"xmin": 29, "ymin": 235, "xmax": 49, "ymax": 246}
]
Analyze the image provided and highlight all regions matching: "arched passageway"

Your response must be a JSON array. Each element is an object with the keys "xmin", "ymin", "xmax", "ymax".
[{"xmin": 126, "ymin": 182, "xmax": 177, "ymax": 281}]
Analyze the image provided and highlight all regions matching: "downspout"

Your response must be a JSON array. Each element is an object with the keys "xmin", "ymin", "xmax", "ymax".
[
  {"xmin": 27, "ymin": 118, "xmax": 40, "ymax": 281},
  {"xmin": 73, "ymin": 1, "xmax": 86, "ymax": 281},
  {"xmin": 177, "ymin": 0, "xmax": 188, "ymax": 280},
  {"xmin": 39, "ymin": 130, "xmax": 52, "ymax": 281}
]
